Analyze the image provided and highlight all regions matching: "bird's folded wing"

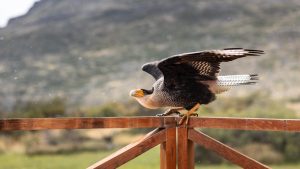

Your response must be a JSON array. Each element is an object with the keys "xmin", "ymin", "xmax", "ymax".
[{"xmin": 141, "ymin": 61, "xmax": 162, "ymax": 80}]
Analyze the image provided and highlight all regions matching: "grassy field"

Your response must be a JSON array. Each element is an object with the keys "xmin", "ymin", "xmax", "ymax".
[{"xmin": 0, "ymin": 146, "xmax": 299, "ymax": 169}]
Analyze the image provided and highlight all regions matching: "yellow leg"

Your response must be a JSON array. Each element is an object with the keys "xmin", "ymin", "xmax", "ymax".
[{"xmin": 178, "ymin": 103, "xmax": 200, "ymax": 125}]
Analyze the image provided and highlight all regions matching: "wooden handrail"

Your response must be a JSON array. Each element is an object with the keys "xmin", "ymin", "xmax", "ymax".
[
  {"xmin": 0, "ymin": 116, "xmax": 299, "ymax": 169},
  {"xmin": 189, "ymin": 117, "xmax": 300, "ymax": 132},
  {"xmin": 0, "ymin": 117, "xmax": 176, "ymax": 131},
  {"xmin": 1, "ymin": 116, "xmax": 299, "ymax": 132}
]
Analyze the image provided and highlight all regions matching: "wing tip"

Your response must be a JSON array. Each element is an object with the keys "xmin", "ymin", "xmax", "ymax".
[
  {"xmin": 245, "ymin": 49, "xmax": 265, "ymax": 56},
  {"xmin": 224, "ymin": 47, "xmax": 243, "ymax": 50},
  {"xmin": 141, "ymin": 61, "xmax": 158, "ymax": 70},
  {"xmin": 250, "ymin": 74, "xmax": 259, "ymax": 80},
  {"xmin": 141, "ymin": 63, "xmax": 147, "ymax": 71},
  {"xmin": 223, "ymin": 48, "xmax": 265, "ymax": 56}
]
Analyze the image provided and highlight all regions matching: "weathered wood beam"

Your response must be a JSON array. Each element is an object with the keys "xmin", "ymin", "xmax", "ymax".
[
  {"xmin": 1, "ymin": 116, "xmax": 299, "ymax": 132},
  {"xmin": 188, "ymin": 117, "xmax": 300, "ymax": 132},
  {"xmin": 87, "ymin": 128, "xmax": 166, "ymax": 169},
  {"xmin": 0, "ymin": 117, "xmax": 177, "ymax": 131},
  {"xmin": 188, "ymin": 129, "xmax": 270, "ymax": 169}
]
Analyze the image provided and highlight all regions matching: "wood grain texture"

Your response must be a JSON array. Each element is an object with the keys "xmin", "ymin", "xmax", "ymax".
[
  {"xmin": 160, "ymin": 142, "xmax": 167, "ymax": 169},
  {"xmin": 160, "ymin": 127, "xmax": 178, "ymax": 169},
  {"xmin": 0, "ymin": 117, "xmax": 177, "ymax": 131},
  {"xmin": 87, "ymin": 128, "xmax": 166, "ymax": 169},
  {"xmin": 188, "ymin": 117, "xmax": 300, "ymax": 132},
  {"xmin": 1, "ymin": 116, "xmax": 299, "ymax": 131},
  {"xmin": 165, "ymin": 127, "xmax": 176, "ymax": 169},
  {"xmin": 178, "ymin": 127, "xmax": 194, "ymax": 169},
  {"xmin": 188, "ymin": 129, "xmax": 271, "ymax": 169}
]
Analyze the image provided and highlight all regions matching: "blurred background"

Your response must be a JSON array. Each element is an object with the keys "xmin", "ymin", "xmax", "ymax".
[{"xmin": 0, "ymin": 0, "xmax": 299, "ymax": 168}]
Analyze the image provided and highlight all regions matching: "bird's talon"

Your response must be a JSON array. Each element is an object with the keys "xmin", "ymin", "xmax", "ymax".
[
  {"xmin": 177, "ymin": 103, "xmax": 200, "ymax": 125},
  {"xmin": 174, "ymin": 111, "xmax": 181, "ymax": 115},
  {"xmin": 190, "ymin": 113, "xmax": 198, "ymax": 117},
  {"xmin": 186, "ymin": 117, "xmax": 189, "ymax": 125},
  {"xmin": 157, "ymin": 109, "xmax": 182, "ymax": 117},
  {"xmin": 178, "ymin": 116, "xmax": 186, "ymax": 125}
]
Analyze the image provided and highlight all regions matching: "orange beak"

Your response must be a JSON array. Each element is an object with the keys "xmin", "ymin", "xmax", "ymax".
[{"xmin": 130, "ymin": 89, "xmax": 144, "ymax": 98}]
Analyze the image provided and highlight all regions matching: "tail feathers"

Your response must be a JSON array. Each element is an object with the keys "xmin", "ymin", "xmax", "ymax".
[
  {"xmin": 214, "ymin": 74, "xmax": 258, "ymax": 94},
  {"xmin": 217, "ymin": 74, "xmax": 258, "ymax": 86}
]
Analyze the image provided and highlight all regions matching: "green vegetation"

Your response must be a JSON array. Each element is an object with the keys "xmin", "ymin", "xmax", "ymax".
[
  {"xmin": 0, "ymin": 151, "xmax": 112, "ymax": 169},
  {"xmin": 200, "ymin": 92, "xmax": 296, "ymax": 118},
  {"xmin": 11, "ymin": 97, "xmax": 66, "ymax": 118},
  {"xmin": 0, "ymin": 147, "xmax": 299, "ymax": 169},
  {"xmin": 82, "ymin": 101, "xmax": 142, "ymax": 117}
]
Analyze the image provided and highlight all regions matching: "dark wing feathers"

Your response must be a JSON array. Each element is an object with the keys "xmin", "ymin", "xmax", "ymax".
[
  {"xmin": 189, "ymin": 61, "xmax": 220, "ymax": 78},
  {"xmin": 141, "ymin": 48, "xmax": 264, "ymax": 87},
  {"xmin": 176, "ymin": 48, "xmax": 264, "ymax": 63}
]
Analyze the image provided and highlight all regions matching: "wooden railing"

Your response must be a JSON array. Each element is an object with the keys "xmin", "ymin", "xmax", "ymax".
[{"xmin": 0, "ymin": 116, "xmax": 300, "ymax": 169}]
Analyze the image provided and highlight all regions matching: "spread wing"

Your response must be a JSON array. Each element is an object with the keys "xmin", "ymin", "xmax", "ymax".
[
  {"xmin": 141, "ymin": 61, "xmax": 162, "ymax": 80},
  {"xmin": 157, "ymin": 48, "xmax": 264, "ymax": 87}
]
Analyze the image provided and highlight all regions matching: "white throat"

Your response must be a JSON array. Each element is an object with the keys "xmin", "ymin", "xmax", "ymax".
[{"xmin": 135, "ymin": 95, "xmax": 160, "ymax": 109}]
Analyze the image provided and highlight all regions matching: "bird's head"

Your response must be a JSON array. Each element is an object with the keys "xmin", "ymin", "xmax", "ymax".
[
  {"xmin": 129, "ymin": 88, "xmax": 157, "ymax": 109},
  {"xmin": 129, "ymin": 88, "xmax": 153, "ymax": 98}
]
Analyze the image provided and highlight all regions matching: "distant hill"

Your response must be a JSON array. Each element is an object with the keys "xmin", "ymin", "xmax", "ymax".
[{"xmin": 0, "ymin": 0, "xmax": 300, "ymax": 110}]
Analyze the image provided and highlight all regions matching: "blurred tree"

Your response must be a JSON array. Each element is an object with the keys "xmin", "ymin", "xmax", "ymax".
[{"xmin": 12, "ymin": 97, "xmax": 66, "ymax": 118}]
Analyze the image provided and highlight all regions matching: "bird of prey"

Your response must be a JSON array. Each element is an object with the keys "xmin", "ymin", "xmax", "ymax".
[{"xmin": 130, "ymin": 48, "xmax": 264, "ymax": 125}]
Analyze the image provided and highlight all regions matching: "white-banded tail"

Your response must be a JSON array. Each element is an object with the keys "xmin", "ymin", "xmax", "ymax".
[
  {"xmin": 217, "ymin": 74, "xmax": 258, "ymax": 86},
  {"xmin": 209, "ymin": 74, "xmax": 258, "ymax": 94}
]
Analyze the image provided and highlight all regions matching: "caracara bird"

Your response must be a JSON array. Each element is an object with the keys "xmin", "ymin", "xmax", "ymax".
[{"xmin": 130, "ymin": 48, "xmax": 264, "ymax": 124}]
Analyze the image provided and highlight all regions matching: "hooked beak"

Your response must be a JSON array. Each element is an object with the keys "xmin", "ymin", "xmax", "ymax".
[{"xmin": 130, "ymin": 89, "xmax": 144, "ymax": 98}]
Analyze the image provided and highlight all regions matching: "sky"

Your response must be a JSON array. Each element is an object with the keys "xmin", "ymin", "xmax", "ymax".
[{"xmin": 0, "ymin": 0, "xmax": 40, "ymax": 27}]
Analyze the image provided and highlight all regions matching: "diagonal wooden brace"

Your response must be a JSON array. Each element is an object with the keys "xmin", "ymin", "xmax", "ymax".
[
  {"xmin": 188, "ymin": 129, "xmax": 271, "ymax": 169},
  {"xmin": 87, "ymin": 128, "xmax": 166, "ymax": 169}
]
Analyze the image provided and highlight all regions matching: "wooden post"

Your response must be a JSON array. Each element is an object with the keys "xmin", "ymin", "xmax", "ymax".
[
  {"xmin": 160, "ymin": 127, "xmax": 176, "ymax": 169},
  {"xmin": 178, "ymin": 127, "xmax": 194, "ymax": 169},
  {"xmin": 160, "ymin": 142, "xmax": 167, "ymax": 169}
]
